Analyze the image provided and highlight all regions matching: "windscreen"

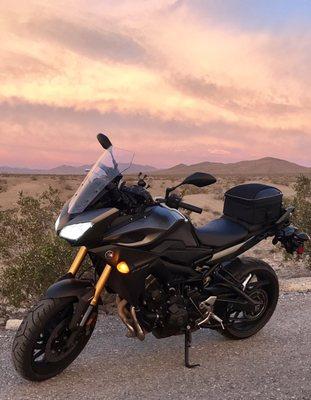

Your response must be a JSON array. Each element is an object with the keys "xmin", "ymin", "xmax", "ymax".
[{"xmin": 68, "ymin": 146, "xmax": 134, "ymax": 214}]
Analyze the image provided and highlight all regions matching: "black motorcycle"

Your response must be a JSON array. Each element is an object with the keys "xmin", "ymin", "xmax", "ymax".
[{"xmin": 12, "ymin": 134, "xmax": 309, "ymax": 381}]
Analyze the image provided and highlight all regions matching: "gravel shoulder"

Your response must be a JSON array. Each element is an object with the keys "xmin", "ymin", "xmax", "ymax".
[{"xmin": 0, "ymin": 292, "xmax": 310, "ymax": 400}]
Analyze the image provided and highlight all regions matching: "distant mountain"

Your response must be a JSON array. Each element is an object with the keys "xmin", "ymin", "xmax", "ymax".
[
  {"xmin": 0, "ymin": 163, "xmax": 157, "ymax": 175},
  {"xmin": 154, "ymin": 157, "xmax": 311, "ymax": 176},
  {"xmin": 1, "ymin": 157, "xmax": 310, "ymax": 176}
]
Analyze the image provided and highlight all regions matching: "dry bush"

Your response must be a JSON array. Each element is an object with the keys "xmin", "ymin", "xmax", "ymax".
[
  {"xmin": 270, "ymin": 175, "xmax": 293, "ymax": 186},
  {"xmin": 0, "ymin": 187, "xmax": 75, "ymax": 306},
  {"xmin": 213, "ymin": 186, "xmax": 225, "ymax": 200},
  {"xmin": 0, "ymin": 178, "xmax": 8, "ymax": 193},
  {"xmin": 179, "ymin": 185, "xmax": 201, "ymax": 196},
  {"xmin": 64, "ymin": 183, "xmax": 73, "ymax": 191},
  {"xmin": 286, "ymin": 175, "xmax": 311, "ymax": 268}
]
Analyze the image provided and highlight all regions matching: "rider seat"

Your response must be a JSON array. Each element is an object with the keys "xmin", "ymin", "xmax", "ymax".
[{"xmin": 195, "ymin": 217, "xmax": 248, "ymax": 248}]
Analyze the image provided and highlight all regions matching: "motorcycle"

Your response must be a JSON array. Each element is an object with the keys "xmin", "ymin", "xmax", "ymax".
[{"xmin": 12, "ymin": 134, "xmax": 309, "ymax": 381}]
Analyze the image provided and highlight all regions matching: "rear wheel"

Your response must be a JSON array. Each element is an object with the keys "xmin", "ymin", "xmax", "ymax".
[
  {"xmin": 12, "ymin": 298, "xmax": 97, "ymax": 381},
  {"xmin": 215, "ymin": 257, "xmax": 279, "ymax": 339}
]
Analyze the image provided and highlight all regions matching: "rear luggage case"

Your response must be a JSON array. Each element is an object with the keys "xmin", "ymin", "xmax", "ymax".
[{"xmin": 224, "ymin": 183, "xmax": 283, "ymax": 227}]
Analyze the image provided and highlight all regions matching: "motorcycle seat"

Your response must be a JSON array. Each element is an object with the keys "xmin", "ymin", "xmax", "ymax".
[{"xmin": 195, "ymin": 217, "xmax": 248, "ymax": 248}]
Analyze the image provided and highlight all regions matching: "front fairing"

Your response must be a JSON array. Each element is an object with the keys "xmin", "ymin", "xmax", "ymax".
[
  {"xmin": 55, "ymin": 201, "xmax": 71, "ymax": 233},
  {"xmin": 56, "ymin": 204, "xmax": 120, "ymax": 247},
  {"xmin": 56, "ymin": 204, "xmax": 186, "ymax": 248}
]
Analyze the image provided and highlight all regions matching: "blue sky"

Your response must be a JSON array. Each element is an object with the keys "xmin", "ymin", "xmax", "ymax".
[{"xmin": 187, "ymin": 0, "xmax": 311, "ymax": 31}]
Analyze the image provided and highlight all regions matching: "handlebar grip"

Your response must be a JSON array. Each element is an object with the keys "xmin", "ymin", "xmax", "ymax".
[{"xmin": 179, "ymin": 201, "xmax": 203, "ymax": 214}]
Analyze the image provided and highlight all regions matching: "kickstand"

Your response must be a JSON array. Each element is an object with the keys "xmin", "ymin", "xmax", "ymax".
[{"xmin": 184, "ymin": 326, "xmax": 200, "ymax": 369}]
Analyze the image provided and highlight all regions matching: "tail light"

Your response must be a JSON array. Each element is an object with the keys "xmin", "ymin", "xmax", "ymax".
[
  {"xmin": 273, "ymin": 226, "xmax": 310, "ymax": 255},
  {"xmin": 297, "ymin": 245, "xmax": 305, "ymax": 255}
]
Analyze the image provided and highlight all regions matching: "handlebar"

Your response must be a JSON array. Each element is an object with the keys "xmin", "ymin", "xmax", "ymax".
[
  {"xmin": 178, "ymin": 201, "xmax": 203, "ymax": 214},
  {"xmin": 156, "ymin": 196, "xmax": 203, "ymax": 214}
]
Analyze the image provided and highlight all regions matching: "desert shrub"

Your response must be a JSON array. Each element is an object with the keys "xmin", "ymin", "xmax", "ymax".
[
  {"xmin": 0, "ymin": 187, "xmax": 75, "ymax": 306},
  {"xmin": 179, "ymin": 185, "xmax": 201, "ymax": 196},
  {"xmin": 0, "ymin": 178, "xmax": 8, "ymax": 193},
  {"xmin": 213, "ymin": 186, "xmax": 225, "ymax": 200},
  {"xmin": 270, "ymin": 175, "xmax": 293, "ymax": 186},
  {"xmin": 288, "ymin": 175, "xmax": 311, "ymax": 268},
  {"xmin": 64, "ymin": 183, "xmax": 73, "ymax": 191}
]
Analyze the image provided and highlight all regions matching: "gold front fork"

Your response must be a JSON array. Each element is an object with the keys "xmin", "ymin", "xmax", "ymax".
[
  {"xmin": 68, "ymin": 248, "xmax": 113, "ymax": 326},
  {"xmin": 90, "ymin": 264, "xmax": 112, "ymax": 306},
  {"xmin": 68, "ymin": 247, "xmax": 112, "ymax": 306},
  {"xmin": 80, "ymin": 264, "xmax": 112, "ymax": 326},
  {"xmin": 68, "ymin": 246, "xmax": 88, "ymax": 276}
]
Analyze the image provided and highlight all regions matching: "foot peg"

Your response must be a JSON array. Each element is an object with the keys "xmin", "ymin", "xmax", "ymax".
[
  {"xmin": 184, "ymin": 326, "xmax": 200, "ymax": 369},
  {"xmin": 198, "ymin": 312, "xmax": 224, "ymax": 330},
  {"xmin": 198, "ymin": 296, "xmax": 224, "ymax": 330}
]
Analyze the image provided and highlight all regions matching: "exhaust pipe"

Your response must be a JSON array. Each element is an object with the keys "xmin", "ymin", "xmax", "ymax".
[
  {"xmin": 130, "ymin": 306, "xmax": 145, "ymax": 341},
  {"xmin": 116, "ymin": 296, "xmax": 136, "ymax": 337},
  {"xmin": 116, "ymin": 296, "xmax": 145, "ymax": 340}
]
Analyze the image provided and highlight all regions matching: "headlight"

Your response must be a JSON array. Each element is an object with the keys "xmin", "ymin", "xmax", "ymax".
[
  {"xmin": 55, "ymin": 215, "xmax": 61, "ymax": 231},
  {"xmin": 59, "ymin": 222, "xmax": 93, "ymax": 241}
]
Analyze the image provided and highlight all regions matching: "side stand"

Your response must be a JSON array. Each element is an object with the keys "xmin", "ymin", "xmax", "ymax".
[{"xmin": 184, "ymin": 326, "xmax": 200, "ymax": 369}]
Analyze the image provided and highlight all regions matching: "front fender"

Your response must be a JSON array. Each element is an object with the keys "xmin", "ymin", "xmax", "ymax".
[{"xmin": 44, "ymin": 278, "xmax": 95, "ymax": 300}]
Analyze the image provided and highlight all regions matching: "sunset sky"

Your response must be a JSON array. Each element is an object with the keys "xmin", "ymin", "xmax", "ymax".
[{"xmin": 1, "ymin": 0, "xmax": 311, "ymax": 169}]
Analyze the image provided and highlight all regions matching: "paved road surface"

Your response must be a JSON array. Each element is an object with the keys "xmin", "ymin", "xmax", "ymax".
[{"xmin": 0, "ymin": 292, "xmax": 310, "ymax": 400}]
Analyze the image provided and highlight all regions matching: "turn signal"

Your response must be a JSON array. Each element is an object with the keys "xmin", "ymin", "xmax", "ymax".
[{"xmin": 117, "ymin": 261, "xmax": 130, "ymax": 274}]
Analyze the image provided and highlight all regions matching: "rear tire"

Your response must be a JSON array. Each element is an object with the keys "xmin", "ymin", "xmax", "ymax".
[
  {"xmin": 12, "ymin": 298, "xmax": 97, "ymax": 381},
  {"xmin": 215, "ymin": 257, "xmax": 279, "ymax": 340}
]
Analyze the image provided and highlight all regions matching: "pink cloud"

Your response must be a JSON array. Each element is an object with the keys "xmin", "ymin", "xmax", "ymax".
[{"xmin": 0, "ymin": 0, "xmax": 310, "ymax": 168}]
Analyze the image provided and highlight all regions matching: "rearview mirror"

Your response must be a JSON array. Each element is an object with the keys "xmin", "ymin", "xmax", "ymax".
[
  {"xmin": 165, "ymin": 172, "xmax": 217, "ymax": 198},
  {"xmin": 182, "ymin": 172, "xmax": 216, "ymax": 187},
  {"xmin": 97, "ymin": 133, "xmax": 112, "ymax": 149}
]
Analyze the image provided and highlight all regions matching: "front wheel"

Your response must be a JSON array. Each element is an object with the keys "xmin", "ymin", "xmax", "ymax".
[
  {"xmin": 215, "ymin": 257, "xmax": 279, "ymax": 340},
  {"xmin": 12, "ymin": 298, "xmax": 97, "ymax": 381}
]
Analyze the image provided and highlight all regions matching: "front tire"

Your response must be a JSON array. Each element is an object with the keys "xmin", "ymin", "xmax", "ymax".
[
  {"xmin": 12, "ymin": 298, "xmax": 97, "ymax": 381},
  {"xmin": 215, "ymin": 257, "xmax": 279, "ymax": 340}
]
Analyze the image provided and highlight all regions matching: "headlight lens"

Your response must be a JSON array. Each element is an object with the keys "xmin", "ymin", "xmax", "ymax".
[
  {"xmin": 59, "ymin": 222, "xmax": 93, "ymax": 241},
  {"xmin": 54, "ymin": 214, "xmax": 61, "ymax": 231}
]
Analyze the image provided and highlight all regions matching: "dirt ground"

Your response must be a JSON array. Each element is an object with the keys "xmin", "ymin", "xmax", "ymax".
[{"xmin": 0, "ymin": 173, "xmax": 310, "ymax": 279}]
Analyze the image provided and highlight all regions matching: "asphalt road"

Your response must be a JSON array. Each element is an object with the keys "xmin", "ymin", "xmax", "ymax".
[{"xmin": 0, "ymin": 292, "xmax": 310, "ymax": 400}]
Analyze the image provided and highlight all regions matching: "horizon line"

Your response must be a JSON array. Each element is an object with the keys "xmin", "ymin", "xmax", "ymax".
[{"xmin": 1, "ymin": 155, "xmax": 311, "ymax": 171}]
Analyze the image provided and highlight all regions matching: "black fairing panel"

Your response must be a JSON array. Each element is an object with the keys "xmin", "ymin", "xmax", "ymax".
[
  {"xmin": 101, "ymin": 205, "xmax": 185, "ymax": 246},
  {"xmin": 106, "ymin": 267, "xmax": 149, "ymax": 306},
  {"xmin": 89, "ymin": 210, "xmax": 209, "ymax": 269},
  {"xmin": 90, "ymin": 245, "xmax": 157, "ymax": 305},
  {"xmin": 90, "ymin": 245, "xmax": 159, "ymax": 270},
  {"xmin": 149, "ymin": 221, "xmax": 212, "ymax": 265},
  {"xmin": 161, "ymin": 221, "xmax": 198, "ymax": 247}
]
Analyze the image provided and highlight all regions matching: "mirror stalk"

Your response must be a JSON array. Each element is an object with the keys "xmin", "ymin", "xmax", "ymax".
[{"xmin": 165, "ymin": 184, "xmax": 182, "ymax": 199}]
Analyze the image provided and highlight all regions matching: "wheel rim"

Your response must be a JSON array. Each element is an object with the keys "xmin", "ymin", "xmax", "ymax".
[
  {"xmin": 225, "ymin": 271, "xmax": 273, "ymax": 331},
  {"xmin": 44, "ymin": 316, "xmax": 78, "ymax": 363},
  {"xmin": 31, "ymin": 302, "xmax": 96, "ymax": 368}
]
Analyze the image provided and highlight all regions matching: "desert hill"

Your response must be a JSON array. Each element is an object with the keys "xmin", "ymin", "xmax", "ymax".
[
  {"xmin": 0, "ymin": 163, "xmax": 156, "ymax": 175},
  {"xmin": 1, "ymin": 157, "xmax": 310, "ymax": 176},
  {"xmin": 154, "ymin": 157, "xmax": 311, "ymax": 176}
]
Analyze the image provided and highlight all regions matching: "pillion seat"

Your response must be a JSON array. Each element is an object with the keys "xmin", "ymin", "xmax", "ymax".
[{"xmin": 195, "ymin": 217, "xmax": 248, "ymax": 248}]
